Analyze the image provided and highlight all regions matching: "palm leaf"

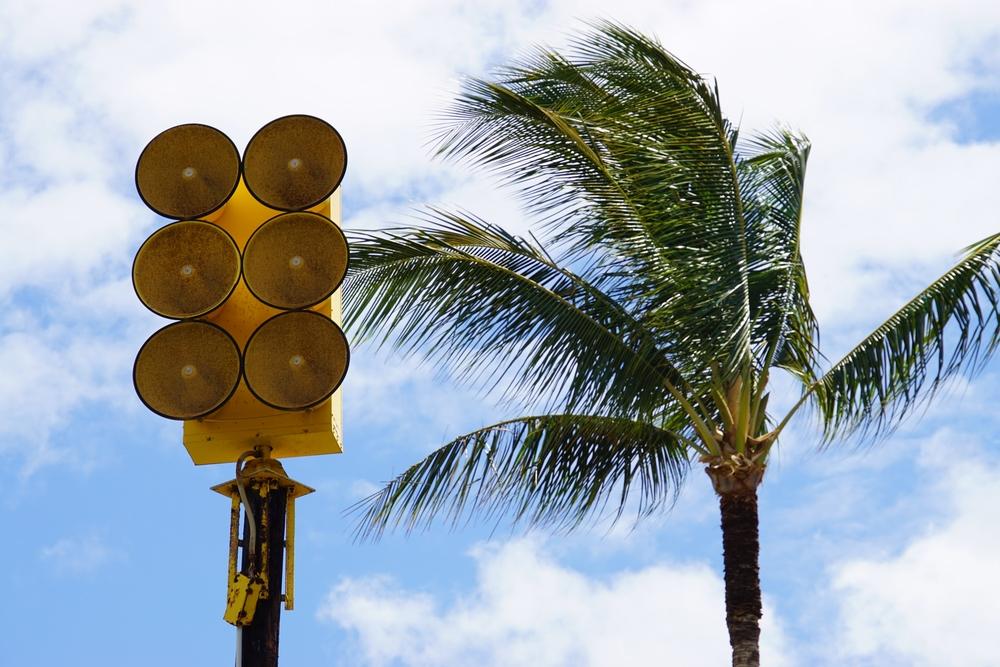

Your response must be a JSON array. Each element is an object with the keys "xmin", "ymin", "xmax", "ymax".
[
  {"xmin": 738, "ymin": 127, "xmax": 820, "ymax": 383},
  {"xmin": 433, "ymin": 21, "xmax": 753, "ymax": 374},
  {"xmin": 351, "ymin": 412, "xmax": 693, "ymax": 540},
  {"xmin": 345, "ymin": 210, "xmax": 695, "ymax": 417},
  {"xmin": 813, "ymin": 232, "xmax": 1000, "ymax": 441}
]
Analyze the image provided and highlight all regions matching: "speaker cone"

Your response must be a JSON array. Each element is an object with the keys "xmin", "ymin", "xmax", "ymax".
[
  {"xmin": 243, "ymin": 311, "xmax": 349, "ymax": 410},
  {"xmin": 243, "ymin": 211, "xmax": 349, "ymax": 310},
  {"xmin": 242, "ymin": 115, "xmax": 347, "ymax": 211},
  {"xmin": 133, "ymin": 220, "xmax": 241, "ymax": 319},
  {"xmin": 136, "ymin": 124, "xmax": 241, "ymax": 220},
  {"xmin": 134, "ymin": 321, "xmax": 242, "ymax": 420}
]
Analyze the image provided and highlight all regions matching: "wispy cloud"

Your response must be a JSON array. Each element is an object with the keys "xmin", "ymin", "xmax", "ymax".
[
  {"xmin": 2, "ymin": 0, "xmax": 1000, "ymax": 477},
  {"xmin": 40, "ymin": 532, "xmax": 123, "ymax": 575},
  {"xmin": 319, "ymin": 538, "xmax": 794, "ymax": 666},
  {"xmin": 830, "ymin": 449, "xmax": 1000, "ymax": 666}
]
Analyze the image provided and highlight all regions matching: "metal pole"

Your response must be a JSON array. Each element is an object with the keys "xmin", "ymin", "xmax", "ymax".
[{"xmin": 239, "ymin": 477, "xmax": 288, "ymax": 667}]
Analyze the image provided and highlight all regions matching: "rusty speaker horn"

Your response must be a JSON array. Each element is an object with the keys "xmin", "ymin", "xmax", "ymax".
[
  {"xmin": 133, "ymin": 321, "xmax": 242, "ymax": 420},
  {"xmin": 133, "ymin": 220, "xmax": 241, "ymax": 319},
  {"xmin": 135, "ymin": 123, "xmax": 241, "ymax": 220},
  {"xmin": 242, "ymin": 115, "xmax": 347, "ymax": 212},
  {"xmin": 242, "ymin": 211, "xmax": 348, "ymax": 310},
  {"xmin": 243, "ymin": 311, "xmax": 349, "ymax": 411}
]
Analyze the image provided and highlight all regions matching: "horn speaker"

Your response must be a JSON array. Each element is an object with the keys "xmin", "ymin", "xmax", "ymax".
[
  {"xmin": 135, "ymin": 123, "xmax": 241, "ymax": 220},
  {"xmin": 134, "ymin": 320, "xmax": 242, "ymax": 420},
  {"xmin": 242, "ymin": 211, "xmax": 349, "ymax": 310},
  {"xmin": 133, "ymin": 220, "xmax": 241, "ymax": 319},
  {"xmin": 243, "ymin": 311, "xmax": 349, "ymax": 411},
  {"xmin": 242, "ymin": 115, "xmax": 347, "ymax": 211}
]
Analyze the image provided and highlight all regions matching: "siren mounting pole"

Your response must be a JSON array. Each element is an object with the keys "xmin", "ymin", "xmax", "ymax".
[
  {"xmin": 238, "ymin": 446, "xmax": 288, "ymax": 667},
  {"xmin": 217, "ymin": 448, "xmax": 313, "ymax": 667}
]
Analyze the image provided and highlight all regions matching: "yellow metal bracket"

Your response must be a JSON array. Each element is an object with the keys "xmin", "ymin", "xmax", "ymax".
[
  {"xmin": 224, "ymin": 572, "xmax": 263, "ymax": 626},
  {"xmin": 213, "ymin": 453, "xmax": 313, "ymax": 625}
]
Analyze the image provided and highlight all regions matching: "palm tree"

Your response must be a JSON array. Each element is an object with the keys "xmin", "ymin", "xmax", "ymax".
[{"xmin": 344, "ymin": 23, "xmax": 1000, "ymax": 667}]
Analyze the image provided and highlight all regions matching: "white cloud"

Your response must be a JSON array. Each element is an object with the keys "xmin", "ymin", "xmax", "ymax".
[
  {"xmin": 343, "ymin": 351, "xmax": 498, "ymax": 454},
  {"xmin": 347, "ymin": 174, "xmax": 531, "ymax": 237},
  {"xmin": 3, "ymin": 0, "xmax": 998, "ymax": 299},
  {"xmin": 40, "ymin": 533, "xmax": 122, "ymax": 575},
  {"xmin": 319, "ymin": 538, "xmax": 793, "ymax": 666},
  {"xmin": 0, "ymin": 0, "xmax": 543, "ymax": 472},
  {"xmin": 831, "ymin": 454, "xmax": 1000, "ymax": 667},
  {"xmin": 0, "ymin": 181, "xmax": 138, "ymax": 294},
  {"xmin": 349, "ymin": 479, "xmax": 382, "ymax": 500},
  {"xmin": 0, "ymin": 307, "xmax": 143, "ymax": 473},
  {"xmin": 1, "ymin": 3, "xmax": 998, "ymax": 661},
  {"xmin": 0, "ymin": 0, "xmax": 999, "ymax": 482}
]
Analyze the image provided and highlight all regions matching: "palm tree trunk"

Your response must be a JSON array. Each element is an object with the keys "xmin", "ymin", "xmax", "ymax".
[{"xmin": 719, "ymin": 490, "xmax": 762, "ymax": 667}]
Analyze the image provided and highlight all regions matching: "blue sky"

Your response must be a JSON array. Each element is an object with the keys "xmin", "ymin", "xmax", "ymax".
[{"xmin": 1, "ymin": 1, "xmax": 1000, "ymax": 666}]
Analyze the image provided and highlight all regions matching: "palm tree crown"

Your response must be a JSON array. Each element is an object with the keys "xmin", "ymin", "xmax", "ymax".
[{"xmin": 344, "ymin": 22, "xmax": 1000, "ymax": 666}]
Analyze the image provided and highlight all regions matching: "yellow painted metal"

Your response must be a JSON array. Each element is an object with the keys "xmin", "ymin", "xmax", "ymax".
[
  {"xmin": 135, "ymin": 124, "xmax": 241, "ymax": 221},
  {"xmin": 224, "ymin": 572, "xmax": 262, "ymax": 626},
  {"xmin": 213, "ymin": 456, "xmax": 313, "ymax": 618},
  {"xmin": 182, "ymin": 185, "xmax": 345, "ymax": 464},
  {"xmin": 227, "ymin": 493, "xmax": 240, "ymax": 602},
  {"xmin": 211, "ymin": 457, "xmax": 316, "ymax": 500},
  {"xmin": 285, "ymin": 494, "xmax": 295, "ymax": 610}
]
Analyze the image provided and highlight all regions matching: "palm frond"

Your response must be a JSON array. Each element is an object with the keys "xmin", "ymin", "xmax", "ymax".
[
  {"xmin": 814, "ymin": 232, "xmax": 1000, "ymax": 441},
  {"xmin": 738, "ymin": 127, "xmax": 820, "ymax": 383},
  {"xmin": 345, "ymin": 210, "xmax": 694, "ymax": 417},
  {"xmin": 432, "ymin": 21, "xmax": 752, "ymax": 373},
  {"xmin": 350, "ymin": 413, "xmax": 693, "ymax": 540}
]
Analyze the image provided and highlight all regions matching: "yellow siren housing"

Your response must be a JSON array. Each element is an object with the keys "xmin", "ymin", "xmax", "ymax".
[
  {"xmin": 244, "ymin": 311, "xmax": 349, "ymax": 410},
  {"xmin": 243, "ymin": 211, "xmax": 349, "ymax": 310},
  {"xmin": 133, "ymin": 220, "xmax": 241, "ymax": 319},
  {"xmin": 134, "ymin": 320, "xmax": 242, "ymax": 420},
  {"xmin": 243, "ymin": 115, "xmax": 347, "ymax": 212},
  {"xmin": 136, "ymin": 123, "xmax": 241, "ymax": 220},
  {"xmin": 132, "ymin": 119, "xmax": 349, "ymax": 465}
]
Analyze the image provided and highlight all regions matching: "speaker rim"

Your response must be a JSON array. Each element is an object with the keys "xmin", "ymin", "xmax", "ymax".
[
  {"xmin": 241, "ymin": 114, "xmax": 348, "ymax": 212},
  {"xmin": 132, "ymin": 319, "xmax": 244, "ymax": 421},
  {"xmin": 241, "ymin": 210, "xmax": 351, "ymax": 311},
  {"xmin": 131, "ymin": 218, "xmax": 242, "ymax": 320},
  {"xmin": 242, "ymin": 310, "xmax": 350, "ymax": 411},
  {"xmin": 135, "ymin": 122, "xmax": 242, "ymax": 221}
]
